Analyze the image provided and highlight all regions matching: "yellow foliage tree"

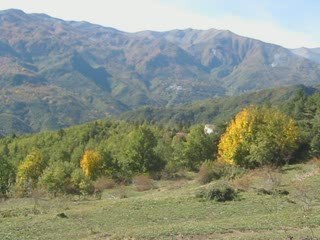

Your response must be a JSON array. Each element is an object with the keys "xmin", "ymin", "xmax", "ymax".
[
  {"xmin": 17, "ymin": 150, "xmax": 45, "ymax": 186},
  {"xmin": 80, "ymin": 150, "xmax": 103, "ymax": 179},
  {"xmin": 218, "ymin": 106, "xmax": 299, "ymax": 167}
]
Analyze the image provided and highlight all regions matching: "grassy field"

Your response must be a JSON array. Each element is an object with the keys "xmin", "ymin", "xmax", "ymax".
[{"xmin": 1, "ymin": 162, "xmax": 320, "ymax": 240}]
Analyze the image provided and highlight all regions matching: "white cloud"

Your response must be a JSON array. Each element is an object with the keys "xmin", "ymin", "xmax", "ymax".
[{"xmin": 0, "ymin": 0, "xmax": 317, "ymax": 48}]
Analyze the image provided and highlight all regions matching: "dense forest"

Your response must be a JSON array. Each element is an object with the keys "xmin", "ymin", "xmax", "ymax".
[{"xmin": 1, "ymin": 88, "xmax": 320, "ymax": 198}]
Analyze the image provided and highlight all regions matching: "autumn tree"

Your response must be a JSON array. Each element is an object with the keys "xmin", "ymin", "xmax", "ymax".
[
  {"xmin": 218, "ymin": 106, "xmax": 299, "ymax": 167},
  {"xmin": 80, "ymin": 149, "xmax": 103, "ymax": 179},
  {"xmin": 17, "ymin": 150, "xmax": 46, "ymax": 186}
]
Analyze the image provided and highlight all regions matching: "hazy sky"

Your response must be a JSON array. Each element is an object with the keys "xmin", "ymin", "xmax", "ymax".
[{"xmin": 0, "ymin": 0, "xmax": 318, "ymax": 48}]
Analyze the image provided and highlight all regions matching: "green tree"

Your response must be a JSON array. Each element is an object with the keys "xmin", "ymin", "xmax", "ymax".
[
  {"xmin": 121, "ymin": 125, "xmax": 163, "ymax": 175},
  {"xmin": 183, "ymin": 125, "xmax": 217, "ymax": 170},
  {"xmin": 70, "ymin": 168, "xmax": 94, "ymax": 195},
  {"xmin": 39, "ymin": 162, "xmax": 72, "ymax": 196},
  {"xmin": 0, "ymin": 156, "xmax": 14, "ymax": 196},
  {"xmin": 167, "ymin": 135, "xmax": 187, "ymax": 172},
  {"xmin": 310, "ymin": 134, "xmax": 320, "ymax": 157}
]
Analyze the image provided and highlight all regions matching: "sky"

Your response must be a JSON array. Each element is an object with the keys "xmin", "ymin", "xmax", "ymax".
[{"xmin": 0, "ymin": 0, "xmax": 318, "ymax": 48}]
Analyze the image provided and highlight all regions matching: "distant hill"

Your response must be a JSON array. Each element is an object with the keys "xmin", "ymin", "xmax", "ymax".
[
  {"xmin": 0, "ymin": 9, "xmax": 320, "ymax": 133},
  {"xmin": 121, "ymin": 85, "xmax": 319, "ymax": 126}
]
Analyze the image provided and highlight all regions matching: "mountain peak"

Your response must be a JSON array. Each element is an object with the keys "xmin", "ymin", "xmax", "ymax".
[{"xmin": 0, "ymin": 9, "xmax": 26, "ymax": 15}]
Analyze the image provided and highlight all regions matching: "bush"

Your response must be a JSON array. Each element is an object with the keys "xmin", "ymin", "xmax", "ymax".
[
  {"xmin": 133, "ymin": 175, "xmax": 154, "ymax": 191},
  {"xmin": 257, "ymin": 188, "xmax": 289, "ymax": 196},
  {"xmin": 70, "ymin": 168, "xmax": 94, "ymax": 195},
  {"xmin": 231, "ymin": 166, "xmax": 280, "ymax": 192},
  {"xmin": 198, "ymin": 161, "xmax": 245, "ymax": 184},
  {"xmin": 94, "ymin": 177, "xmax": 115, "ymax": 191},
  {"xmin": 93, "ymin": 177, "xmax": 115, "ymax": 199},
  {"xmin": 196, "ymin": 183, "xmax": 237, "ymax": 202},
  {"xmin": 197, "ymin": 161, "xmax": 225, "ymax": 184},
  {"xmin": 231, "ymin": 174, "xmax": 252, "ymax": 191},
  {"xmin": 13, "ymin": 180, "xmax": 34, "ymax": 198}
]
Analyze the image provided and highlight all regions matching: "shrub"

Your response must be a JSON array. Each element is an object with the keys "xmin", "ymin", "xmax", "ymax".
[
  {"xmin": 79, "ymin": 178, "xmax": 94, "ymax": 195},
  {"xmin": 94, "ymin": 177, "xmax": 115, "ymax": 191},
  {"xmin": 257, "ymin": 188, "xmax": 289, "ymax": 196},
  {"xmin": 231, "ymin": 174, "xmax": 252, "ymax": 191},
  {"xmin": 232, "ymin": 166, "xmax": 281, "ymax": 192},
  {"xmin": 13, "ymin": 180, "xmax": 34, "ymax": 198},
  {"xmin": 133, "ymin": 175, "xmax": 154, "ymax": 191},
  {"xmin": 93, "ymin": 177, "xmax": 115, "ymax": 199},
  {"xmin": 198, "ymin": 161, "xmax": 246, "ymax": 184},
  {"xmin": 197, "ymin": 161, "xmax": 225, "ymax": 184},
  {"xmin": 196, "ymin": 183, "xmax": 237, "ymax": 202},
  {"xmin": 70, "ymin": 168, "xmax": 94, "ymax": 195}
]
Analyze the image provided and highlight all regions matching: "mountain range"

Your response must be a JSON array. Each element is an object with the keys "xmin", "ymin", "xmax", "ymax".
[{"xmin": 0, "ymin": 9, "xmax": 319, "ymax": 133}]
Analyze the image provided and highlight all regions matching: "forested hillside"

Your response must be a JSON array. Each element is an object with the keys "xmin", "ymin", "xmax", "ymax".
[
  {"xmin": 1, "ymin": 88, "xmax": 320, "ymax": 197},
  {"xmin": 121, "ymin": 84, "xmax": 319, "ymax": 126}
]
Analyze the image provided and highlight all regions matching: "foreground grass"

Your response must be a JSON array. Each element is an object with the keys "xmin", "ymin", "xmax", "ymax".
[{"xmin": 1, "ymin": 162, "xmax": 320, "ymax": 239}]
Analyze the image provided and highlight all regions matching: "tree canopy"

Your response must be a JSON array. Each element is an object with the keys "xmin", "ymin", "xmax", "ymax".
[{"xmin": 218, "ymin": 106, "xmax": 300, "ymax": 167}]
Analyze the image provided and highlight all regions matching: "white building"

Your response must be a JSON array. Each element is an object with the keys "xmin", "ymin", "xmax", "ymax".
[{"xmin": 204, "ymin": 124, "xmax": 216, "ymax": 135}]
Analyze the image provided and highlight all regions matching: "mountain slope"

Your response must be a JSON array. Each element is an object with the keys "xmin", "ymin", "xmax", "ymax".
[
  {"xmin": 0, "ymin": 9, "xmax": 319, "ymax": 133},
  {"xmin": 291, "ymin": 47, "xmax": 320, "ymax": 64}
]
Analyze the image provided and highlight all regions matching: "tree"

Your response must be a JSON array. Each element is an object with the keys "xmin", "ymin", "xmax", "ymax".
[
  {"xmin": 309, "ymin": 112, "xmax": 320, "ymax": 157},
  {"xmin": 17, "ymin": 150, "xmax": 45, "ymax": 186},
  {"xmin": 39, "ymin": 162, "xmax": 70, "ymax": 196},
  {"xmin": 80, "ymin": 149, "xmax": 103, "ymax": 179},
  {"xmin": 121, "ymin": 125, "xmax": 163, "ymax": 175},
  {"xmin": 0, "ymin": 156, "xmax": 14, "ymax": 196},
  {"xmin": 183, "ymin": 125, "xmax": 217, "ymax": 170},
  {"xmin": 167, "ymin": 135, "xmax": 187, "ymax": 172},
  {"xmin": 218, "ymin": 106, "xmax": 299, "ymax": 167},
  {"xmin": 310, "ymin": 134, "xmax": 320, "ymax": 157}
]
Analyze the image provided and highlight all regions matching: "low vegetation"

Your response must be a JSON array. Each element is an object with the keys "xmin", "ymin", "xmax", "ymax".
[{"xmin": 1, "ymin": 160, "xmax": 320, "ymax": 239}]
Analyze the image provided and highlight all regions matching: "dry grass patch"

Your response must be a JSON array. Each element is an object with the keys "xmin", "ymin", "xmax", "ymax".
[{"xmin": 133, "ymin": 175, "xmax": 154, "ymax": 192}]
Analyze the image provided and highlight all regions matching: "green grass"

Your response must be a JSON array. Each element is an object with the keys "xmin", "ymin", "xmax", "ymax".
[{"xmin": 2, "ymin": 162, "xmax": 320, "ymax": 239}]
